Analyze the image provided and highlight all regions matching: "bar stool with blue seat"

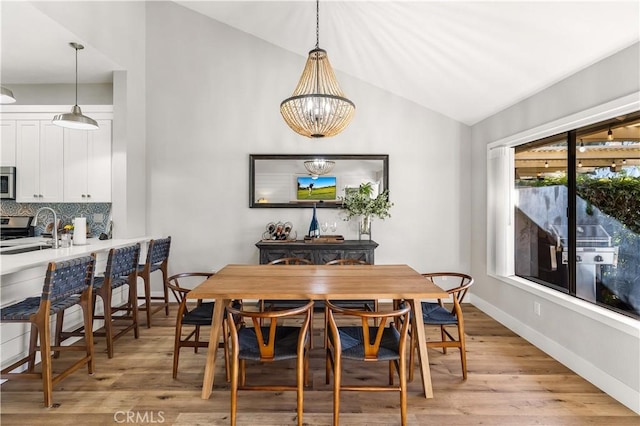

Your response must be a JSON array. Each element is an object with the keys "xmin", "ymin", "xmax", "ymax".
[
  {"xmin": 0, "ymin": 255, "xmax": 96, "ymax": 407},
  {"xmin": 137, "ymin": 237, "xmax": 171, "ymax": 328},
  {"xmin": 57, "ymin": 244, "xmax": 141, "ymax": 359},
  {"xmin": 92, "ymin": 244, "xmax": 141, "ymax": 358}
]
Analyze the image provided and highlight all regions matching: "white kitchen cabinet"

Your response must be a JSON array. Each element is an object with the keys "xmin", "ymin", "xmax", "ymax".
[
  {"xmin": 1, "ymin": 120, "xmax": 17, "ymax": 166},
  {"xmin": 16, "ymin": 121, "xmax": 64, "ymax": 202},
  {"xmin": 63, "ymin": 120, "xmax": 112, "ymax": 202}
]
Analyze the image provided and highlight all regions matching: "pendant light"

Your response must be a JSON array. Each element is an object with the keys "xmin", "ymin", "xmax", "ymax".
[
  {"xmin": 52, "ymin": 42, "xmax": 98, "ymax": 130},
  {"xmin": 0, "ymin": 86, "xmax": 16, "ymax": 104},
  {"xmin": 607, "ymin": 126, "xmax": 613, "ymax": 141},
  {"xmin": 578, "ymin": 139, "xmax": 586, "ymax": 152},
  {"xmin": 280, "ymin": 0, "xmax": 355, "ymax": 138}
]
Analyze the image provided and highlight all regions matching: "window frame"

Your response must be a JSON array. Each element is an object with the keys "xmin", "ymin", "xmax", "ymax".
[{"xmin": 486, "ymin": 92, "xmax": 640, "ymax": 326}]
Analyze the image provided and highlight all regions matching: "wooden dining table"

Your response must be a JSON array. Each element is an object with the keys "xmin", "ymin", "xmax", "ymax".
[{"xmin": 187, "ymin": 263, "xmax": 449, "ymax": 400}]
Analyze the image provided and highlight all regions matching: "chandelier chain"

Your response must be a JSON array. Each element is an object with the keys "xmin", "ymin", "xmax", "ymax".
[{"xmin": 315, "ymin": 0, "xmax": 320, "ymax": 49}]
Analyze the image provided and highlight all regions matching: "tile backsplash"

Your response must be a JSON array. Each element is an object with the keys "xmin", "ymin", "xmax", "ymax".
[{"xmin": 0, "ymin": 201, "xmax": 111, "ymax": 237}]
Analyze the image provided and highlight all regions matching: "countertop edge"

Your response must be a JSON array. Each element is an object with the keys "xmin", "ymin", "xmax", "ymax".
[{"xmin": 0, "ymin": 237, "xmax": 151, "ymax": 276}]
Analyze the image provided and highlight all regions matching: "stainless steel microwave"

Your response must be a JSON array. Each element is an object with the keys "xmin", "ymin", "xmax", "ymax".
[{"xmin": 0, "ymin": 166, "xmax": 16, "ymax": 199}]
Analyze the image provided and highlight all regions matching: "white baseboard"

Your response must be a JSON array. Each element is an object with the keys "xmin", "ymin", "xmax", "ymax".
[{"xmin": 471, "ymin": 294, "xmax": 640, "ymax": 415}]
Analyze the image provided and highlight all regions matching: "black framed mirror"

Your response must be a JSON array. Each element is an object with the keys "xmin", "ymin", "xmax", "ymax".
[{"xmin": 250, "ymin": 154, "xmax": 389, "ymax": 208}]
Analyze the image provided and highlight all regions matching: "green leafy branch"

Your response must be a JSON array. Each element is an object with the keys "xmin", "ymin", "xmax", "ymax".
[
  {"xmin": 517, "ymin": 173, "xmax": 640, "ymax": 233},
  {"xmin": 340, "ymin": 182, "xmax": 394, "ymax": 220}
]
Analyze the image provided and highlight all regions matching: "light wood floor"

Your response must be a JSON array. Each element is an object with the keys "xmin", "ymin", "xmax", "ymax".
[{"xmin": 0, "ymin": 304, "xmax": 636, "ymax": 425}]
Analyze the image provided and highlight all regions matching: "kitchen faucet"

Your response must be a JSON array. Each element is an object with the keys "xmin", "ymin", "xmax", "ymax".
[{"xmin": 33, "ymin": 207, "xmax": 59, "ymax": 249}]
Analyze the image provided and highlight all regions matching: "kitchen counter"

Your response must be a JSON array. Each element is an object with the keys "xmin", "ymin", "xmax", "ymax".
[{"xmin": 0, "ymin": 236, "xmax": 151, "ymax": 276}]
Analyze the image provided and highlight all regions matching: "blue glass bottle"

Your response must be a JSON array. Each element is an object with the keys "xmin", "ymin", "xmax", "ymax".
[{"xmin": 308, "ymin": 203, "xmax": 320, "ymax": 238}]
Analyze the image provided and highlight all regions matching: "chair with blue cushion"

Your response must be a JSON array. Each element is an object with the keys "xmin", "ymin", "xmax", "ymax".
[
  {"xmin": 226, "ymin": 300, "xmax": 314, "ymax": 426},
  {"xmin": 167, "ymin": 272, "xmax": 241, "ymax": 381},
  {"xmin": 260, "ymin": 257, "xmax": 315, "ymax": 346},
  {"xmin": 324, "ymin": 258, "xmax": 376, "ymax": 311},
  {"xmin": 323, "ymin": 258, "xmax": 376, "ymax": 347},
  {"xmin": 137, "ymin": 237, "xmax": 171, "ymax": 328},
  {"xmin": 409, "ymin": 272, "xmax": 474, "ymax": 381},
  {"xmin": 325, "ymin": 300, "xmax": 411, "ymax": 426},
  {"xmin": 0, "ymin": 255, "xmax": 96, "ymax": 407},
  {"xmin": 260, "ymin": 257, "xmax": 313, "ymax": 312}
]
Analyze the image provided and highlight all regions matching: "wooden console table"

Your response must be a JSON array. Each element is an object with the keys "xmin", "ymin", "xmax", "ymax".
[{"xmin": 256, "ymin": 240, "xmax": 378, "ymax": 264}]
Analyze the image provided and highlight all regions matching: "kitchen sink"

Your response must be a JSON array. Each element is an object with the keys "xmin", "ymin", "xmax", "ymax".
[{"xmin": 0, "ymin": 244, "xmax": 52, "ymax": 255}]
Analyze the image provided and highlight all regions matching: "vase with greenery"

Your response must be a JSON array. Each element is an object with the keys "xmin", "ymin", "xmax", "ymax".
[{"xmin": 341, "ymin": 182, "xmax": 393, "ymax": 239}]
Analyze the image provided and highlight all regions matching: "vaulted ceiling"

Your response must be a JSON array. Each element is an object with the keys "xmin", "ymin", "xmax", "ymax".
[{"xmin": 2, "ymin": 1, "xmax": 638, "ymax": 125}]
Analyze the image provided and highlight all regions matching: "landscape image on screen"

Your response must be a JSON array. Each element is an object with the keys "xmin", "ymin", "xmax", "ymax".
[{"xmin": 297, "ymin": 176, "xmax": 337, "ymax": 200}]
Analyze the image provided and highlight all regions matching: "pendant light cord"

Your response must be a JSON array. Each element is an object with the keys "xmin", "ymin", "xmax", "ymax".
[{"xmin": 74, "ymin": 46, "xmax": 79, "ymax": 106}]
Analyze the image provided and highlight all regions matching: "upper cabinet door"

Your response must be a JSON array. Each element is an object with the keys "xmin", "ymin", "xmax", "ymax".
[
  {"xmin": 0, "ymin": 120, "xmax": 16, "ymax": 167},
  {"xmin": 63, "ymin": 129, "xmax": 88, "ymax": 202},
  {"xmin": 16, "ymin": 121, "xmax": 63, "ymax": 202},
  {"xmin": 16, "ymin": 120, "xmax": 41, "ymax": 202},
  {"xmin": 86, "ymin": 120, "xmax": 112, "ymax": 202},
  {"xmin": 38, "ymin": 122, "xmax": 64, "ymax": 202},
  {"xmin": 63, "ymin": 120, "xmax": 112, "ymax": 202}
]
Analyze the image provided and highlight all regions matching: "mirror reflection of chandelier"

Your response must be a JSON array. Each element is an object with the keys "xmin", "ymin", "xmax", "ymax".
[{"xmin": 304, "ymin": 159, "xmax": 335, "ymax": 178}]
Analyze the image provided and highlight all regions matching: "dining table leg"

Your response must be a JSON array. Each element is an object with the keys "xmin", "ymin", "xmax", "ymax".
[
  {"xmin": 200, "ymin": 298, "xmax": 229, "ymax": 399},
  {"xmin": 409, "ymin": 299, "xmax": 433, "ymax": 398}
]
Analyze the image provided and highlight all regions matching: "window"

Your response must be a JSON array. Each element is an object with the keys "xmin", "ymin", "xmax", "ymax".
[
  {"xmin": 514, "ymin": 134, "xmax": 569, "ymax": 294},
  {"xmin": 488, "ymin": 100, "xmax": 640, "ymax": 318},
  {"xmin": 513, "ymin": 113, "xmax": 640, "ymax": 318}
]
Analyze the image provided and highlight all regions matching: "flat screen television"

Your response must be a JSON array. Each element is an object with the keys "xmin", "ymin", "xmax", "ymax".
[{"xmin": 296, "ymin": 176, "xmax": 337, "ymax": 200}]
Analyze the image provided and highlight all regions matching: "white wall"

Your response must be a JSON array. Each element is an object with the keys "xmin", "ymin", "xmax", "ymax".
[
  {"xmin": 145, "ymin": 1, "xmax": 471, "ymax": 275},
  {"xmin": 470, "ymin": 43, "xmax": 640, "ymax": 413}
]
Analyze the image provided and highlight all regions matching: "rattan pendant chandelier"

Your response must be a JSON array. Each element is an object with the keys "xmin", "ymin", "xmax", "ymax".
[{"xmin": 280, "ymin": 0, "xmax": 355, "ymax": 138}]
